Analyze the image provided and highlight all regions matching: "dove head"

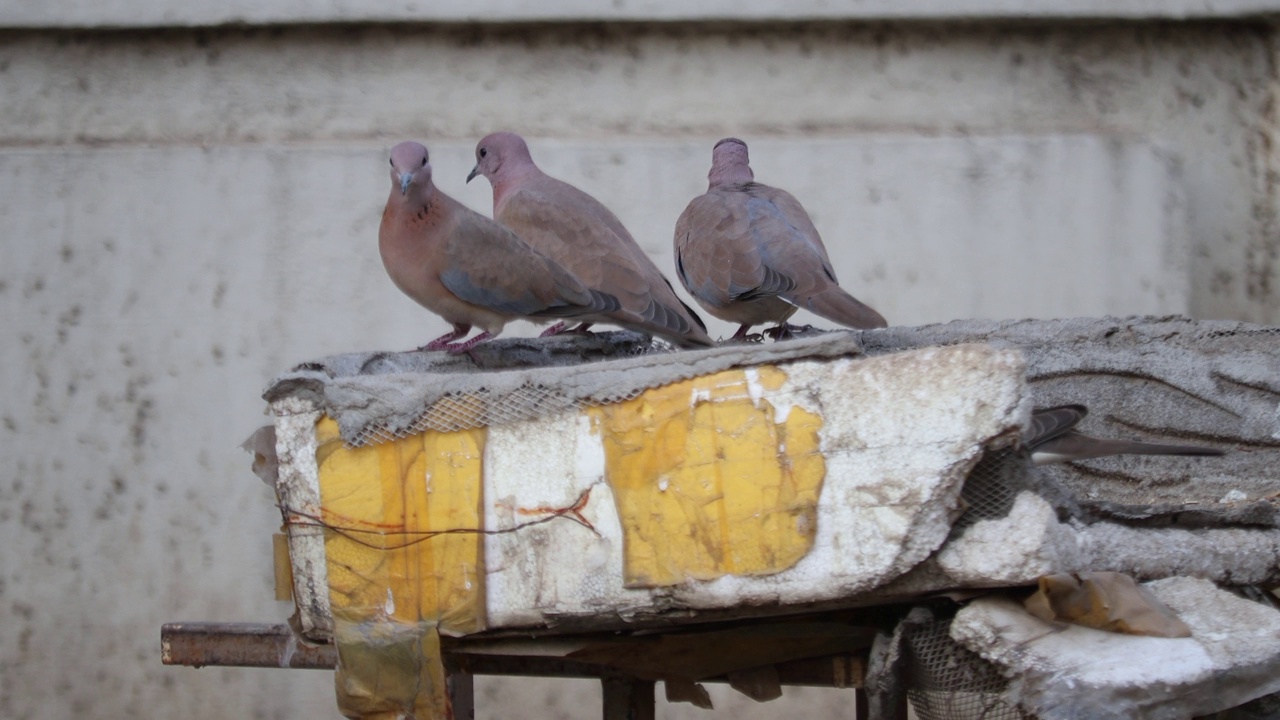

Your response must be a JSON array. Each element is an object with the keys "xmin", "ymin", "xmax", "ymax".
[
  {"xmin": 388, "ymin": 141, "xmax": 434, "ymax": 202},
  {"xmin": 707, "ymin": 137, "xmax": 754, "ymax": 189},
  {"xmin": 467, "ymin": 132, "xmax": 535, "ymax": 187}
]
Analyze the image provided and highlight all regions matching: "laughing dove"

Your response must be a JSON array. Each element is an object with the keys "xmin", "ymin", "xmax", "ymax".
[
  {"xmin": 467, "ymin": 132, "xmax": 713, "ymax": 349},
  {"xmin": 381, "ymin": 141, "xmax": 618, "ymax": 354},
  {"xmin": 1028, "ymin": 405, "xmax": 1225, "ymax": 465},
  {"xmin": 673, "ymin": 138, "xmax": 887, "ymax": 341}
]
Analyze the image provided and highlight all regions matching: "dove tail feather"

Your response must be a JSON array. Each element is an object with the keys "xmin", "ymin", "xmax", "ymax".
[
  {"xmin": 661, "ymin": 277, "xmax": 709, "ymax": 334},
  {"xmin": 610, "ymin": 300, "xmax": 714, "ymax": 348},
  {"xmin": 1031, "ymin": 433, "xmax": 1226, "ymax": 465},
  {"xmin": 799, "ymin": 288, "xmax": 888, "ymax": 330},
  {"xmin": 678, "ymin": 297, "xmax": 709, "ymax": 334}
]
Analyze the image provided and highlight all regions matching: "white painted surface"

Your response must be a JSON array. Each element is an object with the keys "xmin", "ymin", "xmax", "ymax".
[
  {"xmin": 478, "ymin": 346, "xmax": 1023, "ymax": 629},
  {"xmin": 5, "ymin": 0, "xmax": 1280, "ymax": 28},
  {"xmin": 272, "ymin": 402, "xmax": 330, "ymax": 637}
]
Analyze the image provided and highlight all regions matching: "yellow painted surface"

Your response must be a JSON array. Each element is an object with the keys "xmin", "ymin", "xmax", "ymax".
[
  {"xmin": 314, "ymin": 416, "xmax": 485, "ymax": 719},
  {"xmin": 272, "ymin": 533, "xmax": 293, "ymax": 602},
  {"xmin": 314, "ymin": 416, "xmax": 486, "ymax": 633},
  {"xmin": 592, "ymin": 367, "xmax": 826, "ymax": 587}
]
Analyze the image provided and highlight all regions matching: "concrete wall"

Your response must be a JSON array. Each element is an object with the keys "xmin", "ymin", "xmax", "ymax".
[
  {"xmin": 4, "ymin": 0, "xmax": 1279, "ymax": 27},
  {"xmin": 2, "ymin": 8, "xmax": 1279, "ymax": 719}
]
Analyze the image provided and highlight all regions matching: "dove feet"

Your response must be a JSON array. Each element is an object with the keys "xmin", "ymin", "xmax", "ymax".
[
  {"xmin": 725, "ymin": 323, "xmax": 812, "ymax": 343},
  {"xmin": 420, "ymin": 323, "xmax": 470, "ymax": 351},
  {"xmin": 443, "ymin": 331, "xmax": 494, "ymax": 355},
  {"xmin": 764, "ymin": 323, "xmax": 811, "ymax": 341},
  {"xmin": 539, "ymin": 322, "xmax": 596, "ymax": 338},
  {"xmin": 539, "ymin": 322, "xmax": 568, "ymax": 337}
]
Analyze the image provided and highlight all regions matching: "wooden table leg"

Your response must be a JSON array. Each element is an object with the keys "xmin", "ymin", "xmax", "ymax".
[
  {"xmin": 601, "ymin": 678, "xmax": 655, "ymax": 720},
  {"xmin": 855, "ymin": 687, "xmax": 869, "ymax": 718},
  {"xmin": 448, "ymin": 671, "xmax": 475, "ymax": 720}
]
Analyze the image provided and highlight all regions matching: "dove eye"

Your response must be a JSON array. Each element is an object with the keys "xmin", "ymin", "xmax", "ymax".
[
  {"xmin": 421, "ymin": 157, "xmax": 427, "ymax": 167},
  {"xmin": 479, "ymin": 148, "xmax": 487, "ymax": 158},
  {"xmin": 389, "ymin": 158, "xmax": 393, "ymax": 166}
]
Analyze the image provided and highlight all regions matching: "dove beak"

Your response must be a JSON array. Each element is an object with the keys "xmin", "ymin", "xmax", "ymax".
[
  {"xmin": 399, "ymin": 172, "xmax": 413, "ymax": 195},
  {"xmin": 466, "ymin": 165, "xmax": 479, "ymax": 184}
]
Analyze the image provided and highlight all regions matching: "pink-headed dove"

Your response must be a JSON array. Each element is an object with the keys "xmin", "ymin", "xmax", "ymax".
[
  {"xmin": 381, "ymin": 141, "xmax": 618, "ymax": 354},
  {"xmin": 1028, "ymin": 405, "xmax": 1225, "ymax": 465},
  {"xmin": 673, "ymin": 138, "xmax": 887, "ymax": 341},
  {"xmin": 467, "ymin": 132, "xmax": 713, "ymax": 349}
]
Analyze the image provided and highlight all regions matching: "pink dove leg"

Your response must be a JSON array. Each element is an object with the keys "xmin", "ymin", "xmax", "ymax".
[
  {"xmin": 421, "ymin": 323, "xmax": 470, "ymax": 351},
  {"xmin": 444, "ymin": 331, "xmax": 494, "ymax": 355},
  {"xmin": 538, "ymin": 322, "xmax": 595, "ymax": 337}
]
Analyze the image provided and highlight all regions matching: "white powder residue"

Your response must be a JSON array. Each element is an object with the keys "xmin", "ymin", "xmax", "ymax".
[
  {"xmin": 744, "ymin": 367, "xmax": 765, "ymax": 408},
  {"xmin": 690, "ymin": 386, "xmax": 712, "ymax": 407},
  {"xmin": 574, "ymin": 414, "xmax": 605, "ymax": 484}
]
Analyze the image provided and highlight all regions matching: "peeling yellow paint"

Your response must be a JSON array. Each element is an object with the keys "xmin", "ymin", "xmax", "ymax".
[
  {"xmin": 314, "ymin": 416, "xmax": 485, "ymax": 719},
  {"xmin": 592, "ymin": 367, "xmax": 825, "ymax": 587}
]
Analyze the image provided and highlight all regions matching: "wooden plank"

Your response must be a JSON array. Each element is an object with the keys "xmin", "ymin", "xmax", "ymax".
[{"xmin": 161, "ymin": 623, "xmax": 871, "ymax": 689}]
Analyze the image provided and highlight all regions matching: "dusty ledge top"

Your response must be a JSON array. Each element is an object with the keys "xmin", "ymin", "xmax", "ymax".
[{"xmin": 265, "ymin": 329, "xmax": 868, "ymax": 443}]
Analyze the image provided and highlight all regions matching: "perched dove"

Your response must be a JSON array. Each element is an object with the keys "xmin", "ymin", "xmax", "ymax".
[
  {"xmin": 467, "ymin": 132, "xmax": 713, "ymax": 348},
  {"xmin": 673, "ymin": 138, "xmax": 887, "ymax": 341},
  {"xmin": 1027, "ymin": 405, "xmax": 1225, "ymax": 465},
  {"xmin": 380, "ymin": 141, "xmax": 618, "ymax": 354}
]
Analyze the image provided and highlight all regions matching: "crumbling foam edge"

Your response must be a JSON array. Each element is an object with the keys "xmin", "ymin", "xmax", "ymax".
[
  {"xmin": 271, "ymin": 396, "xmax": 333, "ymax": 641},
  {"xmin": 937, "ymin": 491, "xmax": 1280, "ymax": 586}
]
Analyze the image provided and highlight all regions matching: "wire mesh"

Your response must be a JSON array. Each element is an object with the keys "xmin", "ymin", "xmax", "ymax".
[
  {"xmin": 904, "ymin": 616, "xmax": 1031, "ymax": 720},
  {"xmin": 952, "ymin": 446, "xmax": 1028, "ymax": 529},
  {"xmin": 343, "ymin": 340, "xmax": 670, "ymax": 446},
  {"xmin": 348, "ymin": 382, "xmax": 658, "ymax": 446}
]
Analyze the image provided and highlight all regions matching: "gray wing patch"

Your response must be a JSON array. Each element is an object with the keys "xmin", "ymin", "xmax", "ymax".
[
  {"xmin": 440, "ymin": 267, "xmax": 619, "ymax": 318},
  {"xmin": 584, "ymin": 290, "xmax": 622, "ymax": 315},
  {"xmin": 729, "ymin": 264, "xmax": 796, "ymax": 302},
  {"xmin": 439, "ymin": 267, "xmax": 547, "ymax": 316},
  {"xmin": 638, "ymin": 298, "xmax": 692, "ymax": 335}
]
